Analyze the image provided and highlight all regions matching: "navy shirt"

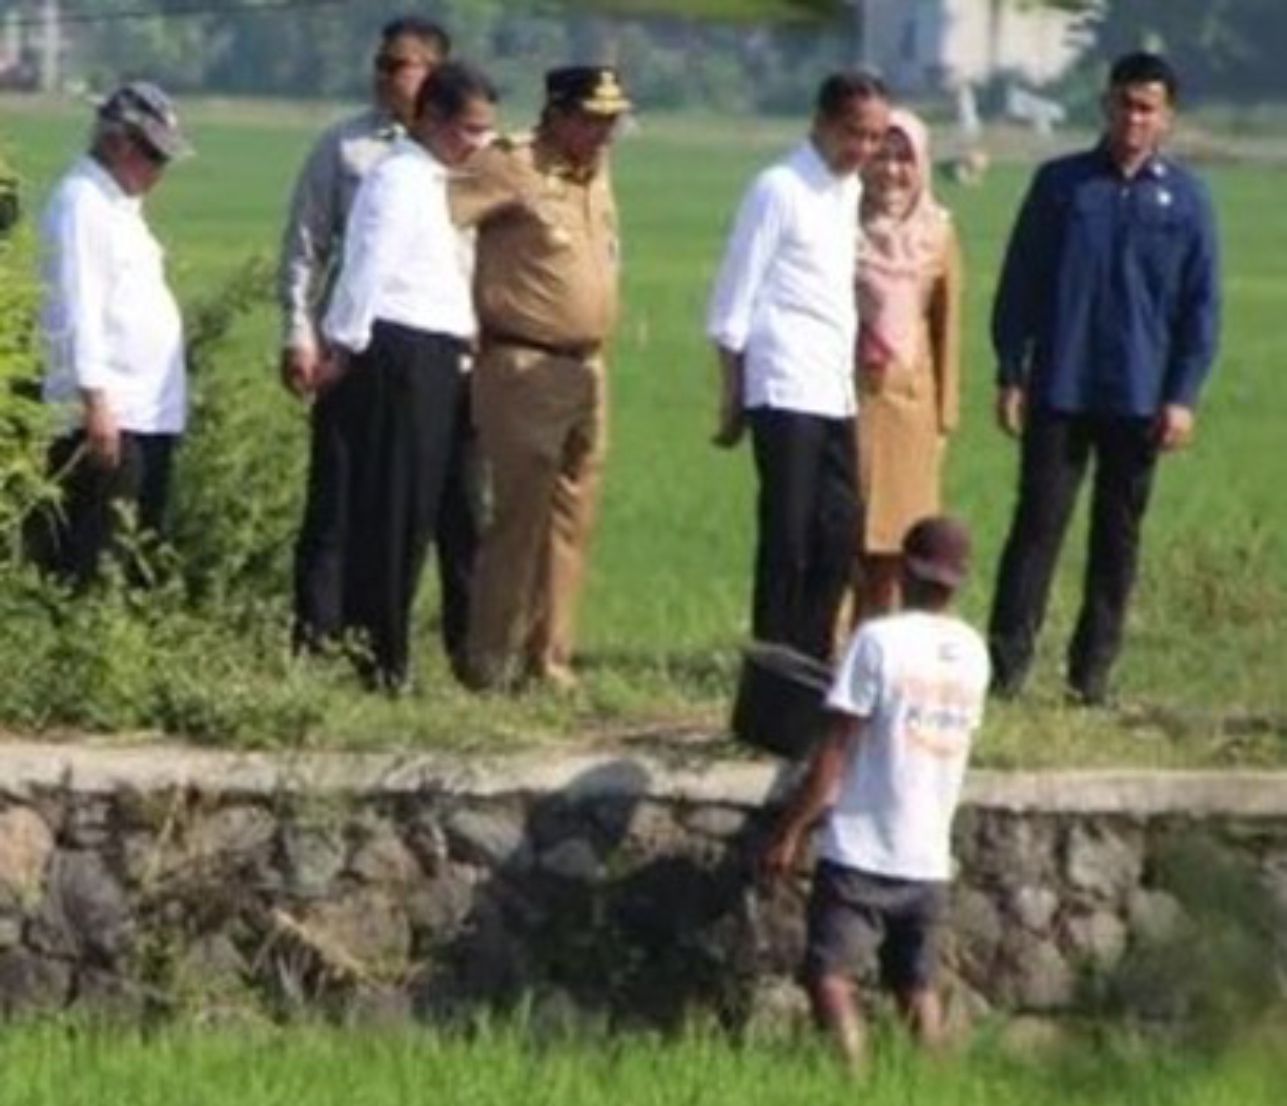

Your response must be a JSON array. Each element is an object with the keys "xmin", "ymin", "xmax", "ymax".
[{"xmin": 992, "ymin": 145, "xmax": 1220, "ymax": 416}]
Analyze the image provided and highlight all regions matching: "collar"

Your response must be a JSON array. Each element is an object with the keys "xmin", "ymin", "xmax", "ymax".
[
  {"xmin": 533, "ymin": 129, "xmax": 603, "ymax": 185},
  {"xmin": 79, "ymin": 155, "xmax": 139, "ymax": 210},
  {"xmin": 797, "ymin": 139, "xmax": 849, "ymax": 188},
  {"xmin": 370, "ymin": 106, "xmax": 405, "ymax": 143},
  {"xmin": 395, "ymin": 135, "xmax": 450, "ymax": 177},
  {"xmin": 1094, "ymin": 138, "xmax": 1169, "ymax": 182}
]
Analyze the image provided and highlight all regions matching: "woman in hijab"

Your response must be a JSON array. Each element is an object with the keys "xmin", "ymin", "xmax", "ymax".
[{"xmin": 853, "ymin": 109, "xmax": 963, "ymax": 617}]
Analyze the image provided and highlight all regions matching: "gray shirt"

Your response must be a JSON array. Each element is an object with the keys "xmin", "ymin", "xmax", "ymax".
[{"xmin": 277, "ymin": 107, "xmax": 402, "ymax": 351}]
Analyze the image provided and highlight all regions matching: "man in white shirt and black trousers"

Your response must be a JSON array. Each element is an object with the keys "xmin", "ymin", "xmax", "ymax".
[
  {"xmin": 707, "ymin": 72, "xmax": 891, "ymax": 660},
  {"xmin": 320, "ymin": 61, "xmax": 497, "ymax": 691},
  {"xmin": 763, "ymin": 515, "xmax": 990, "ymax": 1069},
  {"xmin": 280, "ymin": 17, "xmax": 481, "ymax": 675},
  {"xmin": 32, "ymin": 82, "xmax": 191, "ymax": 587}
]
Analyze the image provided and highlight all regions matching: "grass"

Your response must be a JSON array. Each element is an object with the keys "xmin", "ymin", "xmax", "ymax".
[
  {"xmin": 0, "ymin": 1020, "xmax": 1283, "ymax": 1106},
  {"xmin": 0, "ymin": 95, "xmax": 1285, "ymax": 764}
]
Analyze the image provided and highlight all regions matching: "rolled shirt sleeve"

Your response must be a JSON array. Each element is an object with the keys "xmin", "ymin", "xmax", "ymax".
[
  {"xmin": 323, "ymin": 167, "xmax": 406, "ymax": 355},
  {"xmin": 705, "ymin": 175, "xmax": 787, "ymax": 354},
  {"xmin": 44, "ymin": 195, "xmax": 113, "ymax": 391}
]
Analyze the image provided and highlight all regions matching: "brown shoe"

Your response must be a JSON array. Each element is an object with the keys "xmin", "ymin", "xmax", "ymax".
[
  {"xmin": 525, "ymin": 660, "xmax": 579, "ymax": 693},
  {"xmin": 458, "ymin": 652, "xmax": 514, "ymax": 694}
]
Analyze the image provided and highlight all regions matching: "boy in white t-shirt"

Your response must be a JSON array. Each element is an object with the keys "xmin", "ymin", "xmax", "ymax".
[{"xmin": 763, "ymin": 515, "xmax": 990, "ymax": 1068}]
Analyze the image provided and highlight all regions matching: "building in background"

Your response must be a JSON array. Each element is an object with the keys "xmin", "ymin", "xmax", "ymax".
[
  {"xmin": 857, "ymin": 0, "xmax": 1093, "ymax": 94},
  {"xmin": 0, "ymin": 0, "xmax": 61, "ymax": 91}
]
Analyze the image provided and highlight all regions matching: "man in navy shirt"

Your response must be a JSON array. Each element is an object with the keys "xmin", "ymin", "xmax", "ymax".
[{"xmin": 987, "ymin": 52, "xmax": 1220, "ymax": 705}]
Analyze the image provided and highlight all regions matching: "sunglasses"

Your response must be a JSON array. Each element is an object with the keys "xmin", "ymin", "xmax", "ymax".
[{"xmin": 133, "ymin": 136, "xmax": 171, "ymax": 167}]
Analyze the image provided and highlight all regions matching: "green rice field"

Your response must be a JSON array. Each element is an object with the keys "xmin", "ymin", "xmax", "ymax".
[
  {"xmin": 0, "ymin": 96, "xmax": 1284, "ymax": 763},
  {"xmin": 0, "ymin": 1021, "xmax": 1283, "ymax": 1106}
]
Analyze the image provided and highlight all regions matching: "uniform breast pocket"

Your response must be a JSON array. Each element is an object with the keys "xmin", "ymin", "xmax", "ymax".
[
  {"xmin": 527, "ymin": 195, "xmax": 575, "ymax": 252},
  {"xmin": 1068, "ymin": 191, "xmax": 1111, "ymax": 231},
  {"xmin": 893, "ymin": 366, "xmax": 925, "ymax": 400},
  {"xmin": 1135, "ymin": 197, "xmax": 1182, "ymax": 235},
  {"xmin": 1131, "ymin": 206, "xmax": 1185, "ymax": 285}
]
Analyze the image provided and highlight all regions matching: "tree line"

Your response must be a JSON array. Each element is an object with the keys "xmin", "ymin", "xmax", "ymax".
[
  {"xmin": 14, "ymin": 1, "xmax": 1287, "ymax": 112},
  {"xmin": 48, "ymin": 0, "xmax": 847, "ymax": 114}
]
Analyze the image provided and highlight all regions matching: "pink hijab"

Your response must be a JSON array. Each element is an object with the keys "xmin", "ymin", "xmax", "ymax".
[{"xmin": 856, "ymin": 108, "xmax": 951, "ymax": 372}]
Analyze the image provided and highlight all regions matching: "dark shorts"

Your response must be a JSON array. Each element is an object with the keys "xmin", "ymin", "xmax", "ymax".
[{"xmin": 802, "ymin": 860, "xmax": 947, "ymax": 993}]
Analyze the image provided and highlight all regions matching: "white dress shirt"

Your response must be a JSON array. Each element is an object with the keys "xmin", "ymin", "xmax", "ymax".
[
  {"xmin": 323, "ymin": 137, "xmax": 476, "ymax": 354},
  {"xmin": 706, "ymin": 141, "xmax": 861, "ymax": 419},
  {"xmin": 39, "ymin": 156, "xmax": 187, "ymax": 435}
]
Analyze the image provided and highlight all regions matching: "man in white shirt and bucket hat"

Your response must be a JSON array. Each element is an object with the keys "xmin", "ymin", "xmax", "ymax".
[
  {"xmin": 31, "ymin": 81, "xmax": 191, "ymax": 586},
  {"xmin": 763, "ymin": 515, "xmax": 990, "ymax": 1069}
]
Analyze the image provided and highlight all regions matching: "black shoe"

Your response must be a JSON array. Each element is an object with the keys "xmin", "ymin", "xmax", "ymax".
[
  {"xmin": 1065, "ymin": 680, "xmax": 1111, "ymax": 708},
  {"xmin": 989, "ymin": 670, "xmax": 1027, "ymax": 701}
]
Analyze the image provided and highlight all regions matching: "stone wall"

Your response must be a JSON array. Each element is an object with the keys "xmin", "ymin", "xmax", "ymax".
[{"xmin": 2, "ymin": 742, "xmax": 1286, "ymax": 1029}]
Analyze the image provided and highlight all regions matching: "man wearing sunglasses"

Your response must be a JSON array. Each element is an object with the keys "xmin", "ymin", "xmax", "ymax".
[
  {"xmin": 31, "ymin": 82, "xmax": 191, "ymax": 585},
  {"xmin": 279, "ymin": 17, "xmax": 479, "ymax": 674}
]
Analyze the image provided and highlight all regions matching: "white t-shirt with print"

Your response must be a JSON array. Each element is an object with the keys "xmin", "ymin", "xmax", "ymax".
[{"xmin": 820, "ymin": 611, "xmax": 990, "ymax": 882}]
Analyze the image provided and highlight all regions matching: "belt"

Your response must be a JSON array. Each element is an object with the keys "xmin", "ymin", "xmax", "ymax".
[{"xmin": 487, "ymin": 331, "xmax": 601, "ymax": 360}]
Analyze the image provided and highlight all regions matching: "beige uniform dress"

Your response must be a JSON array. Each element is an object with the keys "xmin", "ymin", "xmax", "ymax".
[
  {"xmin": 857, "ymin": 225, "xmax": 962, "ymax": 554},
  {"xmin": 449, "ymin": 133, "xmax": 620, "ymax": 684}
]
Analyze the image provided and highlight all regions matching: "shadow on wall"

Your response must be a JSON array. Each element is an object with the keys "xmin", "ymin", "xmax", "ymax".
[
  {"xmin": 1082, "ymin": 826, "xmax": 1287, "ymax": 1046},
  {"xmin": 416, "ymin": 757, "xmax": 803, "ymax": 1033},
  {"xmin": 15, "ymin": 755, "xmax": 801, "ymax": 1031}
]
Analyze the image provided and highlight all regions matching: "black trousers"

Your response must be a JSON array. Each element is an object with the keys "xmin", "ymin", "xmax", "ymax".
[
  {"xmin": 749, "ymin": 408, "xmax": 859, "ymax": 661},
  {"xmin": 987, "ymin": 408, "xmax": 1159, "ymax": 700},
  {"xmin": 434, "ymin": 387, "xmax": 480, "ymax": 670},
  {"xmin": 293, "ymin": 363, "xmax": 358, "ymax": 649},
  {"xmin": 28, "ymin": 430, "xmax": 177, "ymax": 588},
  {"xmin": 292, "ymin": 321, "xmax": 469, "ymax": 684}
]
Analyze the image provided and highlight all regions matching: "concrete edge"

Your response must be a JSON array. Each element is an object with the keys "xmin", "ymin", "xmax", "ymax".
[{"xmin": 2, "ymin": 741, "xmax": 1287, "ymax": 817}]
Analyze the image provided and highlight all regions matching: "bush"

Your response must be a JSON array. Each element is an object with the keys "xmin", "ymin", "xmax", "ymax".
[
  {"xmin": 0, "ymin": 225, "xmax": 57, "ymax": 557},
  {"xmin": 0, "ymin": 251, "xmax": 327, "ymax": 744},
  {"xmin": 1087, "ymin": 828, "xmax": 1286, "ymax": 1045},
  {"xmin": 170, "ymin": 255, "xmax": 304, "ymax": 609}
]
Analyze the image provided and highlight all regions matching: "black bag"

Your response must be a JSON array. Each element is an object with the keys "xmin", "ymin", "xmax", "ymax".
[{"xmin": 730, "ymin": 642, "xmax": 833, "ymax": 759}]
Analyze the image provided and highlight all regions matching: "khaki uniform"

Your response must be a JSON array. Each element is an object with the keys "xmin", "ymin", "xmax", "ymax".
[
  {"xmin": 857, "ymin": 226, "xmax": 962, "ymax": 553},
  {"xmin": 450, "ymin": 134, "xmax": 620, "ymax": 684}
]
